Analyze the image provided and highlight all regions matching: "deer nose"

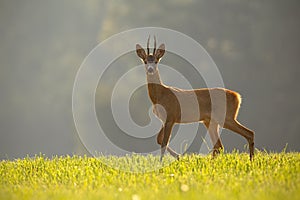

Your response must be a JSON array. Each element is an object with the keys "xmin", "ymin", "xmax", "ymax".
[{"xmin": 147, "ymin": 66, "xmax": 154, "ymax": 73}]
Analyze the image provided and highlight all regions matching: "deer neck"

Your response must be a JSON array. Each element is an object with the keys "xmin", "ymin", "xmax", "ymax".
[
  {"xmin": 147, "ymin": 70, "xmax": 163, "ymax": 103},
  {"xmin": 146, "ymin": 70, "xmax": 162, "ymax": 85}
]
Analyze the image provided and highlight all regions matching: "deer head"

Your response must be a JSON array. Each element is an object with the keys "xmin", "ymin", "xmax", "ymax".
[{"xmin": 136, "ymin": 36, "xmax": 165, "ymax": 75}]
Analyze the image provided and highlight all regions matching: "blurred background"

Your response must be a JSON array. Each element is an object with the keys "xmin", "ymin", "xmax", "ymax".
[{"xmin": 0, "ymin": 0, "xmax": 299, "ymax": 159}]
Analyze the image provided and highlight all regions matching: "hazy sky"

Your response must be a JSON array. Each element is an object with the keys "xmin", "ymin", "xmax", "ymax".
[{"xmin": 0, "ymin": 0, "xmax": 299, "ymax": 159}]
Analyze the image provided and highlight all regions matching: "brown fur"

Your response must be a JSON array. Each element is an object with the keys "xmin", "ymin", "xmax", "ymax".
[{"xmin": 136, "ymin": 40, "xmax": 254, "ymax": 161}]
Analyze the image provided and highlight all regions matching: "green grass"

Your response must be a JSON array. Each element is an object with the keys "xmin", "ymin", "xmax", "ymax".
[{"xmin": 0, "ymin": 152, "xmax": 299, "ymax": 200}]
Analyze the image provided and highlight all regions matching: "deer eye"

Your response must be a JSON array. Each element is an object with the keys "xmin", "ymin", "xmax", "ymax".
[{"xmin": 144, "ymin": 60, "xmax": 148, "ymax": 64}]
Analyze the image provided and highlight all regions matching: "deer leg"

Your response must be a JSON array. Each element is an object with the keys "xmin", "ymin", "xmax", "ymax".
[
  {"xmin": 224, "ymin": 119, "xmax": 255, "ymax": 161},
  {"xmin": 157, "ymin": 126, "xmax": 180, "ymax": 160},
  {"xmin": 204, "ymin": 121, "xmax": 223, "ymax": 157},
  {"xmin": 160, "ymin": 121, "xmax": 175, "ymax": 162},
  {"xmin": 167, "ymin": 146, "xmax": 180, "ymax": 160}
]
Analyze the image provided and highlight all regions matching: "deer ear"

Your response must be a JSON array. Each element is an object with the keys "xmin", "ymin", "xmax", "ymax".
[
  {"xmin": 155, "ymin": 44, "xmax": 165, "ymax": 59},
  {"xmin": 136, "ymin": 44, "xmax": 147, "ymax": 60}
]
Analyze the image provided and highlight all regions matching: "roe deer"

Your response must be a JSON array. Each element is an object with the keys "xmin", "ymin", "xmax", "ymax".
[{"xmin": 136, "ymin": 36, "xmax": 254, "ymax": 161}]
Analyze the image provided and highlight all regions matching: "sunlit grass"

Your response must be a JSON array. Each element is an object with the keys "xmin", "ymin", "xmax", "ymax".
[{"xmin": 0, "ymin": 151, "xmax": 299, "ymax": 200}]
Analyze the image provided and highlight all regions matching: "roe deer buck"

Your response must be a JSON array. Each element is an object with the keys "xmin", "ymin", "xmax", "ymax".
[{"xmin": 136, "ymin": 36, "xmax": 254, "ymax": 161}]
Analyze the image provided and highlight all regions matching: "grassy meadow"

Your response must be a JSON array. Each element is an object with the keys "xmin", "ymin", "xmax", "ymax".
[{"xmin": 0, "ymin": 151, "xmax": 299, "ymax": 200}]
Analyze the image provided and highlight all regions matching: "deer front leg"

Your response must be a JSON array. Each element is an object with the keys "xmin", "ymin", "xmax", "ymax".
[
  {"xmin": 157, "ymin": 126, "xmax": 180, "ymax": 160},
  {"xmin": 160, "ymin": 121, "xmax": 175, "ymax": 162}
]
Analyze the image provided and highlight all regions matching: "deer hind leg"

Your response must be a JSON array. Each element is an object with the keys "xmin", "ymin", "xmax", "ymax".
[
  {"xmin": 223, "ymin": 119, "xmax": 255, "ymax": 160},
  {"xmin": 204, "ymin": 120, "xmax": 224, "ymax": 157},
  {"xmin": 157, "ymin": 126, "xmax": 180, "ymax": 160}
]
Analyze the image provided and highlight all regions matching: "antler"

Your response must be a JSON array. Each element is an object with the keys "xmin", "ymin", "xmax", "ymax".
[
  {"xmin": 147, "ymin": 35, "xmax": 150, "ymax": 55},
  {"xmin": 146, "ymin": 35, "xmax": 157, "ymax": 55},
  {"xmin": 153, "ymin": 35, "xmax": 157, "ymax": 55}
]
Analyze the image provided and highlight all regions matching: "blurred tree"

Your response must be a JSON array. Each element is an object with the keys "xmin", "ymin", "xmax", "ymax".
[{"xmin": 0, "ymin": 0, "xmax": 299, "ymax": 159}]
